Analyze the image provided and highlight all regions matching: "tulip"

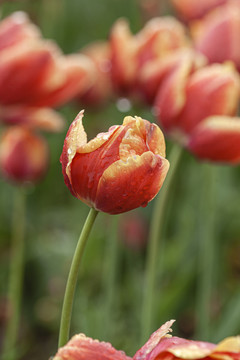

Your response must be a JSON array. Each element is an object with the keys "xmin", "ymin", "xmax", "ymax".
[
  {"xmin": 154, "ymin": 62, "xmax": 240, "ymax": 163},
  {"xmin": 191, "ymin": 1, "xmax": 240, "ymax": 71},
  {"xmin": 53, "ymin": 320, "xmax": 240, "ymax": 360},
  {"xmin": 139, "ymin": 48, "xmax": 207, "ymax": 104},
  {"xmin": 0, "ymin": 105, "xmax": 64, "ymax": 132},
  {"xmin": 110, "ymin": 17, "xmax": 189, "ymax": 95},
  {"xmin": 134, "ymin": 320, "xmax": 240, "ymax": 360},
  {"xmin": 170, "ymin": 0, "xmax": 227, "ymax": 22},
  {"xmin": 60, "ymin": 110, "xmax": 169, "ymax": 214},
  {"xmin": 54, "ymin": 333, "xmax": 132, "ymax": 360},
  {"xmin": 0, "ymin": 126, "xmax": 49, "ymax": 184},
  {"xmin": 0, "ymin": 12, "xmax": 95, "ymax": 109},
  {"xmin": 76, "ymin": 41, "xmax": 113, "ymax": 107}
]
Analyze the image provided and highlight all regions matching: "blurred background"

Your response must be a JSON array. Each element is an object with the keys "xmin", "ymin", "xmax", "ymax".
[{"xmin": 0, "ymin": 0, "xmax": 240, "ymax": 359}]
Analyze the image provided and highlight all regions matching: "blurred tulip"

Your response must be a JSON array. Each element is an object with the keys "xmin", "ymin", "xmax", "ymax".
[
  {"xmin": 170, "ymin": 0, "xmax": 227, "ymax": 22},
  {"xmin": 76, "ymin": 41, "xmax": 113, "ymax": 107},
  {"xmin": 60, "ymin": 110, "xmax": 169, "ymax": 214},
  {"xmin": 53, "ymin": 333, "xmax": 132, "ymax": 360},
  {"xmin": 139, "ymin": 48, "xmax": 207, "ymax": 104},
  {"xmin": 0, "ymin": 12, "xmax": 95, "ymax": 108},
  {"xmin": 53, "ymin": 320, "xmax": 240, "ymax": 360},
  {"xmin": 134, "ymin": 320, "xmax": 240, "ymax": 360},
  {"xmin": 0, "ymin": 126, "xmax": 49, "ymax": 183},
  {"xmin": 154, "ymin": 62, "xmax": 240, "ymax": 163},
  {"xmin": 110, "ymin": 17, "xmax": 189, "ymax": 95},
  {"xmin": 0, "ymin": 105, "xmax": 64, "ymax": 132},
  {"xmin": 191, "ymin": 1, "xmax": 240, "ymax": 71},
  {"xmin": 0, "ymin": 11, "xmax": 40, "ymax": 51}
]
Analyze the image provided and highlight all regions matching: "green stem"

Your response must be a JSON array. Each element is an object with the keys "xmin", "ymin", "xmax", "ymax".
[
  {"xmin": 196, "ymin": 163, "xmax": 216, "ymax": 340},
  {"xmin": 3, "ymin": 188, "xmax": 26, "ymax": 360},
  {"xmin": 58, "ymin": 207, "xmax": 99, "ymax": 348},
  {"xmin": 141, "ymin": 143, "xmax": 183, "ymax": 343}
]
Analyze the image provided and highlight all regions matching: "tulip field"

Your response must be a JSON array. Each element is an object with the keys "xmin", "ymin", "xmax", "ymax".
[{"xmin": 0, "ymin": 0, "xmax": 240, "ymax": 359}]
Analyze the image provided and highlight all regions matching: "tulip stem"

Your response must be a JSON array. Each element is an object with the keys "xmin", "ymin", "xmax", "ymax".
[
  {"xmin": 196, "ymin": 163, "xmax": 216, "ymax": 340},
  {"xmin": 141, "ymin": 143, "xmax": 183, "ymax": 343},
  {"xmin": 58, "ymin": 207, "xmax": 99, "ymax": 348},
  {"xmin": 3, "ymin": 187, "xmax": 26, "ymax": 360}
]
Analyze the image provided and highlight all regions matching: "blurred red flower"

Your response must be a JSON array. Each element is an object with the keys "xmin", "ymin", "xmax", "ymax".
[
  {"xmin": 60, "ymin": 110, "xmax": 169, "ymax": 214},
  {"xmin": 0, "ymin": 126, "xmax": 48, "ymax": 184},
  {"xmin": 191, "ymin": 0, "xmax": 240, "ymax": 71},
  {"xmin": 53, "ymin": 320, "xmax": 240, "ymax": 360},
  {"xmin": 110, "ymin": 17, "xmax": 189, "ymax": 96},
  {"xmin": 0, "ymin": 11, "xmax": 94, "ymax": 109},
  {"xmin": 154, "ymin": 62, "xmax": 240, "ymax": 163},
  {"xmin": 170, "ymin": 0, "xmax": 227, "ymax": 22}
]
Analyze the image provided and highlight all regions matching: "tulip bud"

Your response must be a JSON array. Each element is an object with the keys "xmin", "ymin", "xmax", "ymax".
[
  {"xmin": 60, "ymin": 110, "xmax": 169, "ymax": 214},
  {"xmin": 0, "ymin": 126, "xmax": 49, "ymax": 184}
]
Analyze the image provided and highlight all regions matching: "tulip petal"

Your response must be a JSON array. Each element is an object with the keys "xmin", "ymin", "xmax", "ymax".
[
  {"xmin": 53, "ymin": 333, "xmax": 132, "ymax": 360},
  {"xmin": 0, "ymin": 105, "xmax": 64, "ymax": 132},
  {"xmin": 134, "ymin": 320, "xmax": 175, "ymax": 360},
  {"xmin": 95, "ymin": 151, "xmax": 169, "ymax": 214},
  {"xmin": 0, "ymin": 11, "xmax": 40, "ymax": 52},
  {"xmin": 32, "ymin": 54, "xmax": 95, "ymax": 107},
  {"xmin": 188, "ymin": 116, "xmax": 240, "ymax": 163}
]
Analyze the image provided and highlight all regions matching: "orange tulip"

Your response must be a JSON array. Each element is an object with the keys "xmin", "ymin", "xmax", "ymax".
[
  {"xmin": 0, "ymin": 12, "xmax": 94, "ymax": 108},
  {"xmin": 154, "ymin": 62, "xmax": 240, "ymax": 163},
  {"xmin": 110, "ymin": 17, "xmax": 188, "ymax": 95},
  {"xmin": 0, "ymin": 126, "xmax": 49, "ymax": 183},
  {"xmin": 53, "ymin": 333, "xmax": 132, "ymax": 360},
  {"xmin": 191, "ymin": 0, "xmax": 240, "ymax": 71},
  {"xmin": 53, "ymin": 321, "xmax": 240, "ymax": 360},
  {"xmin": 60, "ymin": 110, "xmax": 169, "ymax": 214},
  {"xmin": 170, "ymin": 0, "xmax": 227, "ymax": 22},
  {"xmin": 134, "ymin": 320, "xmax": 240, "ymax": 360}
]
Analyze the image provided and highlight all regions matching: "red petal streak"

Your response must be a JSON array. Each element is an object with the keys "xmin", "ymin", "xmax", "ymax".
[
  {"xmin": 95, "ymin": 151, "xmax": 169, "ymax": 214},
  {"xmin": 188, "ymin": 116, "xmax": 240, "ymax": 164},
  {"xmin": 54, "ymin": 333, "xmax": 132, "ymax": 360}
]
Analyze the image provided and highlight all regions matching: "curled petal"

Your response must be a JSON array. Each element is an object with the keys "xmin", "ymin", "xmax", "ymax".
[
  {"xmin": 188, "ymin": 116, "xmax": 240, "ymax": 164},
  {"xmin": 0, "ymin": 105, "xmax": 64, "ymax": 132},
  {"xmin": 134, "ymin": 321, "xmax": 240, "ymax": 360},
  {"xmin": 191, "ymin": 1, "xmax": 240, "ymax": 71},
  {"xmin": 53, "ymin": 333, "xmax": 132, "ymax": 360}
]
